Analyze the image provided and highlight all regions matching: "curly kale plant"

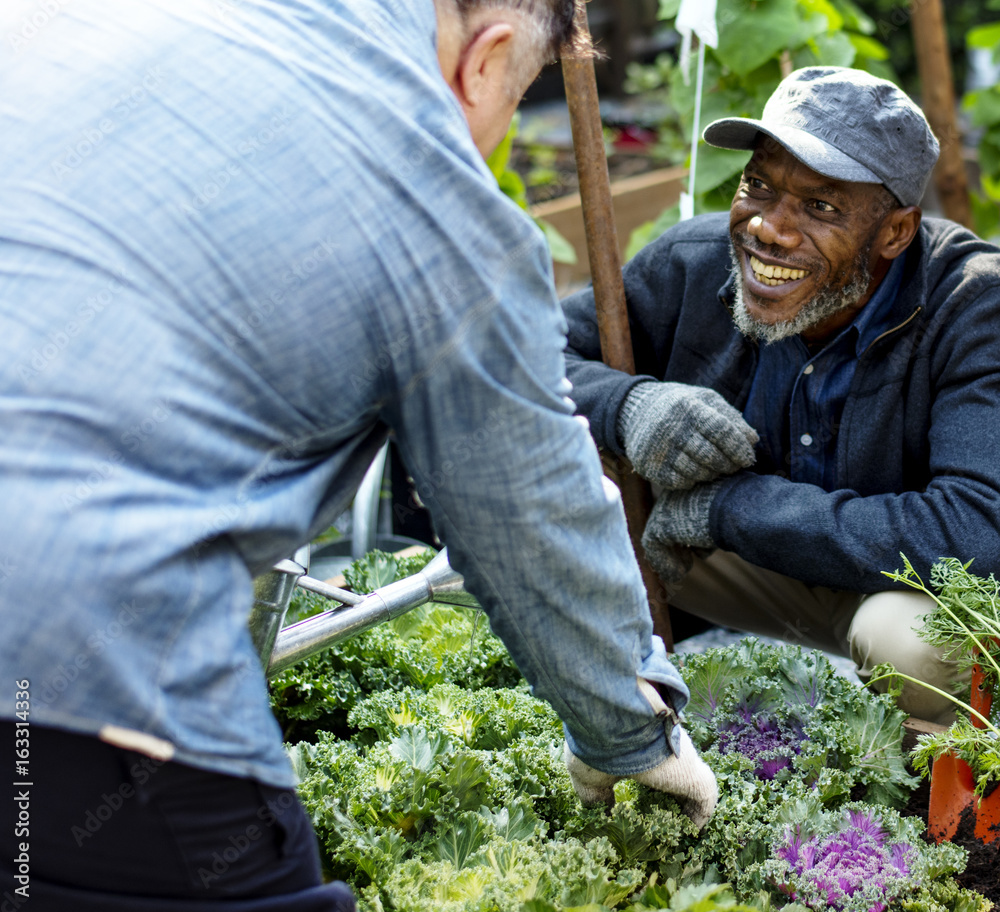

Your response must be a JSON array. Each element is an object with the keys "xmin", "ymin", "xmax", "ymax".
[
  {"xmin": 290, "ymin": 698, "xmax": 684, "ymax": 911},
  {"xmin": 677, "ymin": 640, "xmax": 918, "ymax": 808},
  {"xmin": 715, "ymin": 697, "xmax": 805, "ymax": 780},
  {"xmin": 773, "ymin": 808, "xmax": 915, "ymax": 911},
  {"xmin": 268, "ymin": 549, "xmax": 522, "ymax": 741},
  {"xmin": 277, "ymin": 551, "xmax": 993, "ymax": 912},
  {"xmin": 764, "ymin": 804, "xmax": 968, "ymax": 912}
]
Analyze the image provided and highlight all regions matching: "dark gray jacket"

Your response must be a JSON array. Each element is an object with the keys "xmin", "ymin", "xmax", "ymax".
[{"xmin": 562, "ymin": 212, "xmax": 1000, "ymax": 592}]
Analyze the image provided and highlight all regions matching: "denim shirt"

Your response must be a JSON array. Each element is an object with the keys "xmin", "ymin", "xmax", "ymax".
[
  {"xmin": 0, "ymin": 0, "xmax": 686, "ymax": 785},
  {"xmin": 744, "ymin": 254, "xmax": 907, "ymax": 489}
]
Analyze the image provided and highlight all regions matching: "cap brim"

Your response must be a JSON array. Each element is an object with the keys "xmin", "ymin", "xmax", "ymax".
[{"xmin": 703, "ymin": 117, "xmax": 883, "ymax": 186}]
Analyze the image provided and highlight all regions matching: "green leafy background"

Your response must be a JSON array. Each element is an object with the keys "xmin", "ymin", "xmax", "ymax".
[{"xmin": 624, "ymin": 0, "xmax": 1000, "ymax": 254}]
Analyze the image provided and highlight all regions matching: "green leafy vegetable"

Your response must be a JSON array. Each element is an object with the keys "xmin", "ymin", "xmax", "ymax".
[
  {"xmin": 269, "ymin": 549, "xmax": 522, "ymax": 741},
  {"xmin": 678, "ymin": 640, "xmax": 918, "ymax": 807},
  {"xmin": 763, "ymin": 804, "xmax": 968, "ymax": 912},
  {"xmin": 876, "ymin": 556, "xmax": 1000, "ymax": 795},
  {"xmin": 275, "ymin": 551, "xmax": 992, "ymax": 912}
]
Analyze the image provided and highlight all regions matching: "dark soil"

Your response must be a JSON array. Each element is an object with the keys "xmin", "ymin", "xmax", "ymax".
[{"xmin": 903, "ymin": 775, "xmax": 1000, "ymax": 901}]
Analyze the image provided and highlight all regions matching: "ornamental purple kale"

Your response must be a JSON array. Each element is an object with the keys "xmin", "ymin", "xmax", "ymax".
[
  {"xmin": 715, "ymin": 696, "xmax": 804, "ymax": 779},
  {"xmin": 677, "ymin": 640, "xmax": 918, "ymax": 807},
  {"xmin": 773, "ymin": 809, "xmax": 916, "ymax": 912}
]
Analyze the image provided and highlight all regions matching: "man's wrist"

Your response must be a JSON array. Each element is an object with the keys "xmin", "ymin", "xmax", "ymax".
[
  {"xmin": 652, "ymin": 481, "xmax": 722, "ymax": 549},
  {"xmin": 615, "ymin": 380, "xmax": 660, "ymax": 449}
]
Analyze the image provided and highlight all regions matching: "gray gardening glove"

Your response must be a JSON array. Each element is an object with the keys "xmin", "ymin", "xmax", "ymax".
[
  {"xmin": 641, "ymin": 483, "xmax": 721, "ymax": 587},
  {"xmin": 564, "ymin": 680, "xmax": 718, "ymax": 829},
  {"xmin": 641, "ymin": 538, "xmax": 695, "ymax": 589},
  {"xmin": 642, "ymin": 482, "xmax": 721, "ymax": 550},
  {"xmin": 617, "ymin": 382, "xmax": 757, "ymax": 490}
]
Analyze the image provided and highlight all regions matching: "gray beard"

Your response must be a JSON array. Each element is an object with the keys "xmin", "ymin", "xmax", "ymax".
[{"xmin": 728, "ymin": 244, "xmax": 874, "ymax": 344}]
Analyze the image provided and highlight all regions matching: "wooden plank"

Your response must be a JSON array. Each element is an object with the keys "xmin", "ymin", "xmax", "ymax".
[
  {"xmin": 531, "ymin": 165, "xmax": 688, "ymax": 291},
  {"xmin": 910, "ymin": 0, "xmax": 972, "ymax": 227},
  {"xmin": 903, "ymin": 716, "xmax": 948, "ymax": 753},
  {"xmin": 561, "ymin": 11, "xmax": 675, "ymax": 649}
]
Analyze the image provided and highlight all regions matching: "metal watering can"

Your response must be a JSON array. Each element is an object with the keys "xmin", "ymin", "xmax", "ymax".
[{"xmin": 248, "ymin": 547, "xmax": 477, "ymax": 677}]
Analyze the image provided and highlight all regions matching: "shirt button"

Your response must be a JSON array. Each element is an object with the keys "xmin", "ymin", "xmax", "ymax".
[
  {"xmin": 800, "ymin": 433, "xmax": 813, "ymax": 446},
  {"xmin": 803, "ymin": 364, "xmax": 815, "ymax": 375}
]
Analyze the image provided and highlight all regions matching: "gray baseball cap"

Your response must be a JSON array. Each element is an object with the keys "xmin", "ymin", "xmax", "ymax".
[{"xmin": 702, "ymin": 66, "xmax": 940, "ymax": 207}]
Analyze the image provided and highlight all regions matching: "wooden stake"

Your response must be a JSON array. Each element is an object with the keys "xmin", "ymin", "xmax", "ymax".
[
  {"xmin": 560, "ymin": 5, "xmax": 674, "ymax": 650},
  {"xmin": 910, "ymin": 0, "xmax": 972, "ymax": 228}
]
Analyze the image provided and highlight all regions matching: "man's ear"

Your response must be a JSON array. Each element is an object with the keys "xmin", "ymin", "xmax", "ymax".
[
  {"xmin": 451, "ymin": 22, "xmax": 515, "ymax": 110},
  {"xmin": 877, "ymin": 206, "xmax": 921, "ymax": 261}
]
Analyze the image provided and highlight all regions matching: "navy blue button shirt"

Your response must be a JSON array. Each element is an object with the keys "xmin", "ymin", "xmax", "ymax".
[{"xmin": 743, "ymin": 254, "xmax": 907, "ymax": 490}]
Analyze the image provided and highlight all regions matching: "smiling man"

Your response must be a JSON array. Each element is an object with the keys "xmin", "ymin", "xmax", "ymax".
[
  {"xmin": 727, "ymin": 147, "xmax": 916, "ymax": 343},
  {"xmin": 562, "ymin": 67, "xmax": 1000, "ymax": 723}
]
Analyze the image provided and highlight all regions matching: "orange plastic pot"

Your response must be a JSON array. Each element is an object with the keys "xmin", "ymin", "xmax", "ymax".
[{"xmin": 927, "ymin": 662, "xmax": 1000, "ymax": 844}]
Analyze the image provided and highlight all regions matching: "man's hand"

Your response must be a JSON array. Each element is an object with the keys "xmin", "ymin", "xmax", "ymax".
[
  {"xmin": 640, "ymin": 483, "xmax": 721, "ymax": 588},
  {"xmin": 641, "ymin": 537, "xmax": 694, "ymax": 589},
  {"xmin": 564, "ymin": 680, "xmax": 718, "ymax": 829},
  {"xmin": 643, "ymin": 483, "xmax": 720, "ymax": 551},
  {"xmin": 618, "ymin": 382, "xmax": 757, "ymax": 490}
]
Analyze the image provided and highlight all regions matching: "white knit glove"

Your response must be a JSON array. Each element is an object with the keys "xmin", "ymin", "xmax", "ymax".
[{"xmin": 564, "ymin": 680, "xmax": 719, "ymax": 829}]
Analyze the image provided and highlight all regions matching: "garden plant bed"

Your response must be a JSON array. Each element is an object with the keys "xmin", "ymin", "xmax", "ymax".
[
  {"xmin": 889, "ymin": 555, "xmax": 1000, "ymax": 900},
  {"xmin": 903, "ymin": 775, "xmax": 999, "ymax": 901},
  {"xmin": 520, "ymin": 145, "xmax": 688, "ymax": 292},
  {"xmin": 270, "ymin": 549, "xmax": 998, "ymax": 912},
  {"xmin": 510, "ymin": 144, "xmax": 667, "ymax": 207}
]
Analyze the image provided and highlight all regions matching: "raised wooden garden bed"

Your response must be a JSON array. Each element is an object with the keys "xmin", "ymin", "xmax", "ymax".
[{"xmin": 530, "ymin": 164, "xmax": 687, "ymax": 293}]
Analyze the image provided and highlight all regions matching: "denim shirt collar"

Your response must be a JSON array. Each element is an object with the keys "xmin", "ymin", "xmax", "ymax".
[{"xmin": 849, "ymin": 251, "xmax": 908, "ymax": 355}]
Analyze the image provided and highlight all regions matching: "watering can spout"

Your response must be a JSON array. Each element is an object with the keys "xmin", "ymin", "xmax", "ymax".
[
  {"xmin": 263, "ymin": 547, "xmax": 476, "ymax": 678},
  {"xmin": 416, "ymin": 548, "xmax": 477, "ymax": 607}
]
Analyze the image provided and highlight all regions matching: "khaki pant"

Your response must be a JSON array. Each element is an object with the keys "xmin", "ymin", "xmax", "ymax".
[{"xmin": 671, "ymin": 549, "xmax": 964, "ymax": 724}]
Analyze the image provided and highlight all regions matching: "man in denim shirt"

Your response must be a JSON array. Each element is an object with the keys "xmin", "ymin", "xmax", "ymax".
[
  {"xmin": 0, "ymin": 0, "xmax": 722, "ymax": 906},
  {"xmin": 563, "ymin": 67, "xmax": 1000, "ymax": 726}
]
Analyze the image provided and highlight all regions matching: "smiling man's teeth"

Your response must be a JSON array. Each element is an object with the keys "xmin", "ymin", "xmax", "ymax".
[{"xmin": 749, "ymin": 255, "xmax": 808, "ymax": 286}]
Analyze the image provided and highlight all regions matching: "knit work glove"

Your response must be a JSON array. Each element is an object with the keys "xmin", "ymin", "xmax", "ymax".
[
  {"xmin": 642, "ymin": 482, "xmax": 721, "ymax": 551},
  {"xmin": 641, "ymin": 538, "xmax": 695, "ymax": 589},
  {"xmin": 641, "ymin": 483, "xmax": 721, "ymax": 588},
  {"xmin": 564, "ymin": 680, "xmax": 719, "ymax": 829},
  {"xmin": 618, "ymin": 382, "xmax": 757, "ymax": 490}
]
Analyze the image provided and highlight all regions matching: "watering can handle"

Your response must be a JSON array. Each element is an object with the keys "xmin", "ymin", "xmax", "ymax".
[
  {"xmin": 247, "ymin": 545, "xmax": 311, "ymax": 665},
  {"xmin": 262, "ymin": 548, "xmax": 475, "ymax": 676}
]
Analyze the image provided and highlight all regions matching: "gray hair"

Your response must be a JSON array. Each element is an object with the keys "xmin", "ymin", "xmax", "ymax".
[
  {"xmin": 438, "ymin": 0, "xmax": 591, "ymax": 87},
  {"xmin": 457, "ymin": 0, "xmax": 585, "ymax": 57}
]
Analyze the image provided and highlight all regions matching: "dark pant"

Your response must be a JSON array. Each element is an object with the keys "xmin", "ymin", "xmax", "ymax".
[{"xmin": 1, "ymin": 722, "xmax": 355, "ymax": 911}]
